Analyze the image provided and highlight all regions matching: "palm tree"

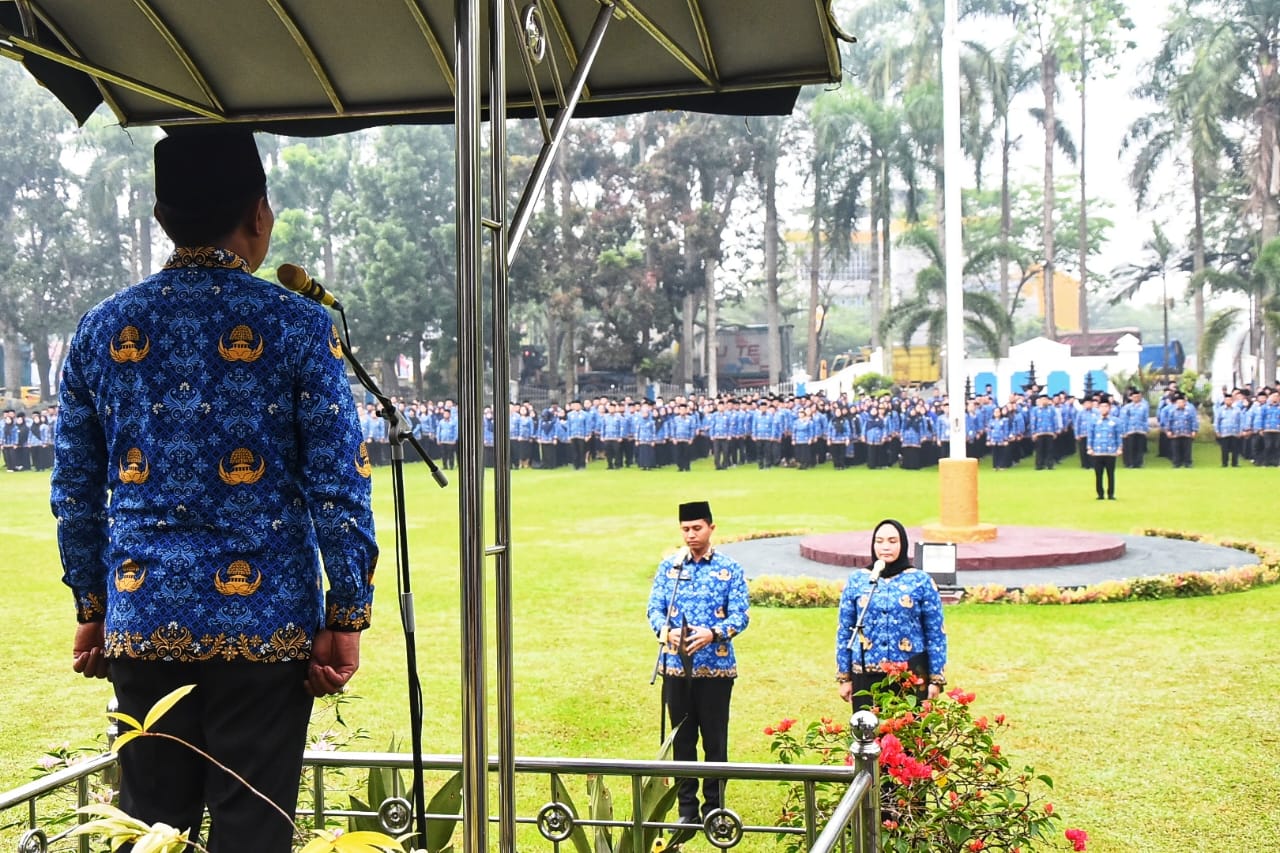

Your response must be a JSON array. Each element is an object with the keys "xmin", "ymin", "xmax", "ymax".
[
  {"xmin": 1069, "ymin": 0, "xmax": 1132, "ymax": 360},
  {"xmin": 1196, "ymin": 0, "xmax": 1280, "ymax": 382},
  {"xmin": 1124, "ymin": 9, "xmax": 1240, "ymax": 370},
  {"xmin": 879, "ymin": 225, "xmax": 1014, "ymax": 359},
  {"xmin": 1110, "ymin": 222, "xmax": 1179, "ymax": 376},
  {"xmin": 967, "ymin": 40, "xmax": 1041, "ymax": 353}
]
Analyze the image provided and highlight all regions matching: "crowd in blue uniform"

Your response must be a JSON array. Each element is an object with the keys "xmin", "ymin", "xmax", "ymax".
[
  {"xmin": 1, "ymin": 407, "xmax": 57, "ymax": 471},
  {"xmin": 344, "ymin": 382, "xmax": 1280, "ymax": 473},
  {"xmin": 14, "ymin": 383, "xmax": 1280, "ymax": 477}
]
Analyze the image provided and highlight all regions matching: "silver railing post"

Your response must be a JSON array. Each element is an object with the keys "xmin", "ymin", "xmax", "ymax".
[
  {"xmin": 454, "ymin": 1, "xmax": 487, "ymax": 851},
  {"xmin": 849, "ymin": 710, "xmax": 880, "ymax": 853}
]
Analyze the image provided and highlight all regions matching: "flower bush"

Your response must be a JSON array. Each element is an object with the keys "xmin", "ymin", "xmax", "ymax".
[
  {"xmin": 766, "ymin": 663, "xmax": 1087, "ymax": 852},
  {"xmin": 748, "ymin": 575, "xmax": 844, "ymax": 607}
]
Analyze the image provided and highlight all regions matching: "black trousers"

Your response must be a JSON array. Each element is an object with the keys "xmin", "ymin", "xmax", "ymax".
[
  {"xmin": 1170, "ymin": 435, "xmax": 1193, "ymax": 467},
  {"xmin": 663, "ymin": 676, "xmax": 733, "ymax": 820},
  {"xmin": 111, "ymin": 659, "xmax": 313, "ymax": 853},
  {"xmin": 1219, "ymin": 435, "xmax": 1240, "ymax": 467},
  {"xmin": 1123, "ymin": 433, "xmax": 1146, "ymax": 467},
  {"xmin": 713, "ymin": 438, "xmax": 730, "ymax": 469},
  {"xmin": 1034, "ymin": 434, "xmax": 1055, "ymax": 469},
  {"xmin": 1092, "ymin": 455, "xmax": 1116, "ymax": 498}
]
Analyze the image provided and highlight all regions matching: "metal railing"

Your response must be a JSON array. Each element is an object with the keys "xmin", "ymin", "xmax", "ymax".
[{"xmin": 1, "ymin": 713, "xmax": 880, "ymax": 853}]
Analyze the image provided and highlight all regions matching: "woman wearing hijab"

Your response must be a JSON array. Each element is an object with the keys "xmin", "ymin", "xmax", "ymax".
[{"xmin": 835, "ymin": 519, "xmax": 948, "ymax": 709}]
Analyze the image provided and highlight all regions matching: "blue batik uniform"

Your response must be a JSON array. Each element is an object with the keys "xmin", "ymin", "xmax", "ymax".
[
  {"xmin": 1087, "ymin": 414, "xmax": 1122, "ymax": 454},
  {"xmin": 835, "ymin": 568, "xmax": 946, "ymax": 682},
  {"xmin": 51, "ymin": 248, "xmax": 377, "ymax": 662},
  {"xmin": 1215, "ymin": 402, "xmax": 1243, "ymax": 436},
  {"xmin": 1168, "ymin": 406, "xmax": 1198, "ymax": 436},
  {"xmin": 709, "ymin": 410, "xmax": 732, "ymax": 440},
  {"xmin": 647, "ymin": 549, "xmax": 750, "ymax": 678}
]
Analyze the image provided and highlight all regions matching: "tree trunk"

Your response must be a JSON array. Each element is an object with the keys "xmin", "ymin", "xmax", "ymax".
[
  {"xmin": 1255, "ymin": 51, "xmax": 1280, "ymax": 384},
  {"xmin": 705, "ymin": 265, "xmax": 718, "ymax": 396},
  {"xmin": 1, "ymin": 325, "xmax": 21, "ymax": 399},
  {"xmin": 1041, "ymin": 49, "xmax": 1058, "ymax": 340},
  {"xmin": 806, "ymin": 159, "xmax": 822, "ymax": 379},
  {"xmin": 680, "ymin": 290, "xmax": 695, "ymax": 388},
  {"xmin": 138, "ymin": 192, "xmax": 153, "ymax": 277},
  {"xmin": 999, "ymin": 126, "xmax": 1012, "ymax": 356},
  {"xmin": 881, "ymin": 178, "xmax": 893, "ymax": 360},
  {"xmin": 765, "ymin": 160, "xmax": 782, "ymax": 385},
  {"xmin": 1077, "ymin": 35, "xmax": 1090, "ymax": 353},
  {"xmin": 565, "ymin": 316, "xmax": 577, "ymax": 397},
  {"xmin": 32, "ymin": 329, "xmax": 51, "ymax": 402},
  {"xmin": 869, "ymin": 192, "xmax": 882, "ymax": 350},
  {"xmin": 1192, "ymin": 164, "xmax": 1206, "ymax": 373}
]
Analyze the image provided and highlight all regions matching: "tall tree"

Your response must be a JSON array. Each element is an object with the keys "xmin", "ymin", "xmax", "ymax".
[
  {"xmin": 967, "ymin": 40, "xmax": 1041, "ymax": 354},
  {"xmin": 1012, "ymin": 0, "xmax": 1077, "ymax": 339},
  {"xmin": 1062, "ymin": 0, "xmax": 1132, "ymax": 351},
  {"xmin": 1125, "ymin": 9, "xmax": 1239, "ymax": 371}
]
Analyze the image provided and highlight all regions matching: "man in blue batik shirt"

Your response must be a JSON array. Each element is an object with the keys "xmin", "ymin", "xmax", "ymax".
[
  {"xmin": 647, "ymin": 500, "xmax": 750, "ymax": 825},
  {"xmin": 1086, "ymin": 397, "xmax": 1123, "ymax": 500},
  {"xmin": 50, "ymin": 131, "xmax": 377, "ymax": 853}
]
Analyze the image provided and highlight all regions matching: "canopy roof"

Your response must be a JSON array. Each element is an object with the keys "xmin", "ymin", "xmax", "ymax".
[{"xmin": 0, "ymin": 0, "xmax": 843, "ymax": 132}]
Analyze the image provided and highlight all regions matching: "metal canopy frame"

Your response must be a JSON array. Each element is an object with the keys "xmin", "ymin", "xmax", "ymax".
[{"xmin": 1, "ymin": 2, "xmax": 844, "ymax": 851}]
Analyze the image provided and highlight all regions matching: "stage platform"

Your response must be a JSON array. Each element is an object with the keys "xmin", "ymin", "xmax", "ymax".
[{"xmin": 799, "ymin": 526, "xmax": 1126, "ymax": 571}]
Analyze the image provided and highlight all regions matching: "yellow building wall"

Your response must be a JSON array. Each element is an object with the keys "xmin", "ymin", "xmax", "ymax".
[{"xmin": 1027, "ymin": 266, "xmax": 1081, "ymax": 332}]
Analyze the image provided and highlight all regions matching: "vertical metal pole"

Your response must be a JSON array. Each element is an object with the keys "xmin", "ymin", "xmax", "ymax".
[
  {"xmin": 942, "ymin": 0, "xmax": 966, "ymax": 456},
  {"xmin": 506, "ymin": 2, "xmax": 614, "ymax": 266},
  {"xmin": 849, "ymin": 710, "xmax": 880, "ymax": 853},
  {"xmin": 455, "ymin": 1, "xmax": 488, "ymax": 852},
  {"xmin": 803, "ymin": 780, "xmax": 818, "ymax": 849},
  {"xmin": 488, "ymin": 0, "xmax": 516, "ymax": 849}
]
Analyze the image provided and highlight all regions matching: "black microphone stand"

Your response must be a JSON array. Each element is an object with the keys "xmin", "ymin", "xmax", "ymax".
[
  {"xmin": 336, "ymin": 325, "xmax": 446, "ymax": 849},
  {"xmin": 848, "ymin": 570, "xmax": 881, "ymax": 705},
  {"xmin": 650, "ymin": 555, "xmax": 690, "ymax": 744}
]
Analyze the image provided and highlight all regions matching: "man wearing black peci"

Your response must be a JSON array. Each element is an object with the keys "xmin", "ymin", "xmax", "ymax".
[
  {"xmin": 52, "ymin": 130, "xmax": 377, "ymax": 853},
  {"xmin": 646, "ymin": 501, "xmax": 750, "ymax": 825}
]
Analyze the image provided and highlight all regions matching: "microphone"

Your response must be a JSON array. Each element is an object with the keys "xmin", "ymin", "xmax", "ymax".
[
  {"xmin": 277, "ymin": 263, "xmax": 343, "ymax": 311},
  {"xmin": 869, "ymin": 558, "xmax": 886, "ymax": 582}
]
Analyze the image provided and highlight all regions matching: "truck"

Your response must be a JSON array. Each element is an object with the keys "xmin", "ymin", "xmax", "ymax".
[
  {"xmin": 827, "ymin": 346, "xmax": 941, "ymax": 387},
  {"xmin": 712, "ymin": 324, "xmax": 793, "ymax": 390}
]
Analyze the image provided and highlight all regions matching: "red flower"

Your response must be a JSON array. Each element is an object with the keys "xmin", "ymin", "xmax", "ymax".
[
  {"xmin": 974, "ymin": 716, "xmax": 989, "ymax": 731},
  {"xmin": 882, "ymin": 819, "xmax": 899, "ymax": 831},
  {"xmin": 1044, "ymin": 803, "xmax": 1054, "ymax": 815},
  {"xmin": 1065, "ymin": 829, "xmax": 1088, "ymax": 851},
  {"xmin": 995, "ymin": 713, "xmax": 1006, "ymax": 725},
  {"xmin": 946, "ymin": 688, "xmax": 976, "ymax": 705},
  {"xmin": 777, "ymin": 718, "xmax": 796, "ymax": 733},
  {"xmin": 967, "ymin": 839, "xmax": 985, "ymax": 851},
  {"xmin": 991, "ymin": 745, "xmax": 1001, "ymax": 757},
  {"xmin": 763, "ymin": 726, "xmax": 776, "ymax": 735}
]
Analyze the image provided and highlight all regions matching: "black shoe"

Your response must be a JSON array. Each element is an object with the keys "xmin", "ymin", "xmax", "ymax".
[
  {"xmin": 1096, "ymin": 495, "xmax": 1104, "ymax": 500},
  {"xmin": 1108, "ymin": 495, "xmax": 1116, "ymax": 500}
]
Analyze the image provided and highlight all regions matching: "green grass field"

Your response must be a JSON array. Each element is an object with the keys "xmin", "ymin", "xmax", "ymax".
[{"xmin": 3, "ymin": 438, "xmax": 1278, "ymax": 851}]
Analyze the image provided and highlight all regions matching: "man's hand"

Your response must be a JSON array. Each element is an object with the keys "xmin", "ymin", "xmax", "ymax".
[
  {"xmin": 72, "ymin": 621, "xmax": 110, "ymax": 679},
  {"xmin": 681, "ymin": 625, "xmax": 715, "ymax": 654},
  {"xmin": 306, "ymin": 629, "xmax": 361, "ymax": 697}
]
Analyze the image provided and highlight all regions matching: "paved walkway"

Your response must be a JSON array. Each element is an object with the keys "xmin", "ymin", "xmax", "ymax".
[{"xmin": 719, "ymin": 532, "xmax": 1259, "ymax": 590}]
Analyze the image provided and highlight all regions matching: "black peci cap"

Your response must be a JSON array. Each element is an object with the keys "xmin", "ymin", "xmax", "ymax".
[
  {"xmin": 678, "ymin": 500, "xmax": 712, "ymax": 523},
  {"xmin": 154, "ymin": 130, "xmax": 266, "ymax": 209}
]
